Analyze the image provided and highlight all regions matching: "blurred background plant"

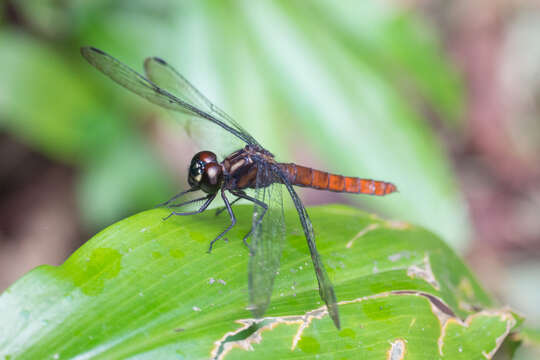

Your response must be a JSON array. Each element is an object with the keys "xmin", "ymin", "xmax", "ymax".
[{"xmin": 0, "ymin": 0, "xmax": 539, "ymax": 357}]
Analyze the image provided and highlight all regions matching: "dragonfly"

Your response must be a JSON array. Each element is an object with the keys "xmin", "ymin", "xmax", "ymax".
[{"xmin": 81, "ymin": 46, "xmax": 397, "ymax": 329}]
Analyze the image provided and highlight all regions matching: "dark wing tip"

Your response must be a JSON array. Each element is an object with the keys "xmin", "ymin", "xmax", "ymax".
[
  {"xmin": 90, "ymin": 46, "xmax": 105, "ymax": 55},
  {"xmin": 330, "ymin": 309, "xmax": 341, "ymax": 329},
  {"xmin": 153, "ymin": 57, "xmax": 167, "ymax": 65},
  {"xmin": 143, "ymin": 57, "xmax": 168, "ymax": 74},
  {"xmin": 145, "ymin": 56, "xmax": 167, "ymax": 66},
  {"xmin": 80, "ymin": 46, "xmax": 106, "ymax": 55},
  {"xmin": 80, "ymin": 46, "xmax": 107, "ymax": 62}
]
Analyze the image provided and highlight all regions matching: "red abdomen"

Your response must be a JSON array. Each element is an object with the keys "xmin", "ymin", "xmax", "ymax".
[{"xmin": 278, "ymin": 163, "xmax": 397, "ymax": 196}]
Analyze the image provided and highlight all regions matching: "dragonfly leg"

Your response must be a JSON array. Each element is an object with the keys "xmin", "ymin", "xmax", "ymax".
[
  {"xmin": 163, "ymin": 193, "xmax": 216, "ymax": 220},
  {"xmin": 215, "ymin": 196, "xmax": 241, "ymax": 216},
  {"xmin": 208, "ymin": 190, "xmax": 236, "ymax": 253},
  {"xmin": 230, "ymin": 190, "xmax": 268, "ymax": 253},
  {"xmin": 155, "ymin": 187, "xmax": 198, "ymax": 208},
  {"xmin": 166, "ymin": 195, "xmax": 210, "ymax": 209}
]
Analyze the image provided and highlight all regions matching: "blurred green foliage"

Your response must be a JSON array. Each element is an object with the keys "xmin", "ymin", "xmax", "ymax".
[{"xmin": 0, "ymin": 1, "xmax": 469, "ymax": 248}]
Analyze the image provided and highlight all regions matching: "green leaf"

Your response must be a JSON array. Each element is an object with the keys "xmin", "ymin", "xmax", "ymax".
[{"xmin": 0, "ymin": 205, "xmax": 520, "ymax": 359}]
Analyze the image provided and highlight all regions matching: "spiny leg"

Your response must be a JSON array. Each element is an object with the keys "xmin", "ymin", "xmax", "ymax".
[
  {"xmin": 155, "ymin": 187, "xmax": 198, "ymax": 208},
  {"xmin": 166, "ymin": 195, "xmax": 210, "ymax": 209},
  {"xmin": 230, "ymin": 190, "xmax": 268, "ymax": 253},
  {"xmin": 163, "ymin": 193, "xmax": 216, "ymax": 220},
  {"xmin": 215, "ymin": 196, "xmax": 241, "ymax": 216},
  {"xmin": 208, "ymin": 189, "xmax": 236, "ymax": 253}
]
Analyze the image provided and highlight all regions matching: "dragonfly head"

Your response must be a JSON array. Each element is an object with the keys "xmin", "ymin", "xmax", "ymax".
[{"xmin": 188, "ymin": 151, "xmax": 222, "ymax": 194}]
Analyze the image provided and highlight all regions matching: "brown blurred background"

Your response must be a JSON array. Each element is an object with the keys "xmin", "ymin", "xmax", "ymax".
[{"xmin": 1, "ymin": 0, "xmax": 539, "ymax": 356}]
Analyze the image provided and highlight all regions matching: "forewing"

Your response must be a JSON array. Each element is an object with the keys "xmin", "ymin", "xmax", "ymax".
[
  {"xmin": 272, "ymin": 165, "xmax": 341, "ymax": 329},
  {"xmin": 80, "ymin": 47, "xmax": 254, "ymax": 146},
  {"xmin": 144, "ymin": 56, "xmax": 258, "ymax": 146},
  {"xmin": 248, "ymin": 163, "xmax": 285, "ymax": 318}
]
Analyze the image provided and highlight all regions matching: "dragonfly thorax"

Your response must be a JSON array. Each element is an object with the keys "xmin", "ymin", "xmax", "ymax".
[{"xmin": 188, "ymin": 151, "xmax": 223, "ymax": 194}]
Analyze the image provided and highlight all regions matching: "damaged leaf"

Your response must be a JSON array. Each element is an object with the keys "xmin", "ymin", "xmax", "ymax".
[{"xmin": 0, "ymin": 205, "xmax": 522, "ymax": 359}]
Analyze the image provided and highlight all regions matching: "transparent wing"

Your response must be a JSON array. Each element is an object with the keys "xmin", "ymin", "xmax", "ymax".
[
  {"xmin": 143, "ymin": 56, "xmax": 259, "ymax": 146},
  {"xmin": 272, "ymin": 165, "xmax": 341, "ymax": 329},
  {"xmin": 248, "ymin": 163, "xmax": 285, "ymax": 318},
  {"xmin": 81, "ymin": 46, "xmax": 257, "ymax": 146}
]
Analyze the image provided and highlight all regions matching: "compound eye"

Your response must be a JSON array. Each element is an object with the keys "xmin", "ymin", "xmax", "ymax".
[
  {"xmin": 197, "ymin": 151, "xmax": 217, "ymax": 164},
  {"xmin": 201, "ymin": 162, "xmax": 223, "ymax": 194},
  {"xmin": 187, "ymin": 151, "xmax": 220, "ymax": 191},
  {"xmin": 188, "ymin": 159, "xmax": 205, "ymax": 187}
]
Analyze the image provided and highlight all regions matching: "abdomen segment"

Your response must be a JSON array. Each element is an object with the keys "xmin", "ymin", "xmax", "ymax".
[{"xmin": 278, "ymin": 163, "xmax": 397, "ymax": 196}]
